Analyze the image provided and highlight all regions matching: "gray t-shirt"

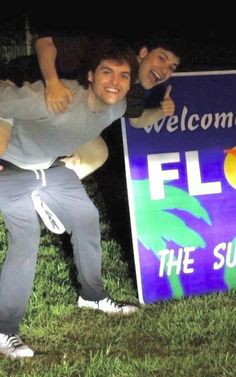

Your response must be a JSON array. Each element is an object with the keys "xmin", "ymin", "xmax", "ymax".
[{"xmin": 0, "ymin": 80, "xmax": 126, "ymax": 169}]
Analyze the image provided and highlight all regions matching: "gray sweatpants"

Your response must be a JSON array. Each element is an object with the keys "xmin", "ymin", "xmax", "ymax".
[{"xmin": 0, "ymin": 163, "xmax": 106, "ymax": 334}]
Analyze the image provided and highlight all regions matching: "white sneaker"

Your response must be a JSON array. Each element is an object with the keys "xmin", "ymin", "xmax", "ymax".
[
  {"xmin": 0, "ymin": 333, "xmax": 34, "ymax": 359},
  {"xmin": 31, "ymin": 190, "xmax": 65, "ymax": 234},
  {"xmin": 78, "ymin": 296, "xmax": 139, "ymax": 315}
]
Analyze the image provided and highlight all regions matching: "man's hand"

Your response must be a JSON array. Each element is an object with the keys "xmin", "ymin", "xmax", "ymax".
[
  {"xmin": 60, "ymin": 152, "xmax": 81, "ymax": 169},
  {"xmin": 60, "ymin": 152, "xmax": 82, "ymax": 178},
  {"xmin": 160, "ymin": 85, "xmax": 175, "ymax": 117},
  {"xmin": 45, "ymin": 79, "xmax": 74, "ymax": 113}
]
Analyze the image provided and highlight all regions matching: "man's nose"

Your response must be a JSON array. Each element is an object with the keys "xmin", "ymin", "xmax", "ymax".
[{"xmin": 109, "ymin": 74, "xmax": 119, "ymax": 85}]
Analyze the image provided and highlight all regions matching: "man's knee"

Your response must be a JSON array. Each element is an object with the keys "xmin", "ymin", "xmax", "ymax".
[
  {"xmin": 1, "ymin": 198, "xmax": 40, "ymax": 236},
  {"xmin": 82, "ymin": 201, "xmax": 99, "ymax": 225},
  {"xmin": 71, "ymin": 200, "xmax": 99, "ymax": 229},
  {"xmin": 94, "ymin": 139, "xmax": 109, "ymax": 167}
]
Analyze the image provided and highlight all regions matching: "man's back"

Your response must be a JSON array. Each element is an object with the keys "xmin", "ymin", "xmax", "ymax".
[{"xmin": 0, "ymin": 80, "xmax": 126, "ymax": 169}]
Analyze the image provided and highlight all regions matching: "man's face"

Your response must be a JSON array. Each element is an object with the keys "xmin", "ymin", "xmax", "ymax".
[
  {"xmin": 138, "ymin": 47, "xmax": 180, "ymax": 89},
  {"xmin": 88, "ymin": 59, "xmax": 131, "ymax": 105}
]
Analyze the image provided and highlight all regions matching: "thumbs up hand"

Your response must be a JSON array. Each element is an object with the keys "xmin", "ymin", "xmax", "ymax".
[{"xmin": 160, "ymin": 85, "xmax": 175, "ymax": 117}]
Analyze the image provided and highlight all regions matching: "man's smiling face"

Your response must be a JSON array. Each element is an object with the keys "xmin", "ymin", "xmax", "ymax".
[
  {"xmin": 88, "ymin": 59, "xmax": 131, "ymax": 106},
  {"xmin": 138, "ymin": 47, "xmax": 180, "ymax": 89}
]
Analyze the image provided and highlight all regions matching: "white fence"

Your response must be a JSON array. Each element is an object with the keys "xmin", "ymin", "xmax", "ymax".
[
  {"xmin": 0, "ymin": 43, "xmax": 33, "ymax": 61},
  {"xmin": 0, "ymin": 20, "xmax": 34, "ymax": 61}
]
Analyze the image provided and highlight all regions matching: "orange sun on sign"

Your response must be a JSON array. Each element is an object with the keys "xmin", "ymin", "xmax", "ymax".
[{"xmin": 224, "ymin": 147, "xmax": 236, "ymax": 189}]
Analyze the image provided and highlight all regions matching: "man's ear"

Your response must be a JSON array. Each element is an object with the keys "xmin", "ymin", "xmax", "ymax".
[
  {"xmin": 138, "ymin": 47, "xmax": 149, "ymax": 60},
  {"xmin": 88, "ymin": 71, "xmax": 93, "ymax": 83}
]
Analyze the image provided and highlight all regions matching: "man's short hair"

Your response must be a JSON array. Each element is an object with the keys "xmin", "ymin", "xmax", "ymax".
[
  {"xmin": 133, "ymin": 31, "xmax": 185, "ymax": 60},
  {"xmin": 78, "ymin": 37, "xmax": 139, "ymax": 88}
]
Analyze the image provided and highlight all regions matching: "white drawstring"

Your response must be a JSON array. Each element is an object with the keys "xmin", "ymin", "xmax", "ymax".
[
  {"xmin": 40, "ymin": 169, "xmax": 46, "ymax": 187},
  {"xmin": 33, "ymin": 169, "xmax": 47, "ymax": 187},
  {"xmin": 33, "ymin": 170, "xmax": 40, "ymax": 180}
]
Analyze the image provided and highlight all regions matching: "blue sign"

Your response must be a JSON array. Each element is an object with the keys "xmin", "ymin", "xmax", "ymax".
[{"xmin": 121, "ymin": 71, "xmax": 236, "ymax": 304}]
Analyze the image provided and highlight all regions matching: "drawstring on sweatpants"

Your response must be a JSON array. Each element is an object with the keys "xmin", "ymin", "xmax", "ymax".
[
  {"xmin": 31, "ymin": 167, "xmax": 65, "ymax": 234},
  {"xmin": 33, "ymin": 169, "xmax": 47, "ymax": 187}
]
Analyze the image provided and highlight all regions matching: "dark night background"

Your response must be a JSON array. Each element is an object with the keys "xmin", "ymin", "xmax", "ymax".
[
  {"xmin": 1, "ymin": 6, "xmax": 236, "ymax": 71},
  {"xmin": 0, "ymin": 7, "xmax": 234, "ymax": 43}
]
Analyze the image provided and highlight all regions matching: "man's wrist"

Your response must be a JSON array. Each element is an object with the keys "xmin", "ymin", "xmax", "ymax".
[{"xmin": 45, "ymin": 77, "xmax": 60, "ymax": 86}]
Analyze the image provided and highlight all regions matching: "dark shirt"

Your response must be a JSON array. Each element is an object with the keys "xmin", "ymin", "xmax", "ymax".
[
  {"xmin": 124, "ymin": 83, "xmax": 166, "ymax": 118},
  {"xmin": 53, "ymin": 35, "xmax": 91, "ymax": 75},
  {"xmin": 125, "ymin": 83, "xmax": 145, "ymax": 118}
]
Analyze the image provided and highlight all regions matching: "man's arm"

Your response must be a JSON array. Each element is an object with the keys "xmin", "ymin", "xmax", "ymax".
[
  {"xmin": 35, "ymin": 36, "xmax": 73, "ymax": 113},
  {"xmin": 130, "ymin": 107, "xmax": 165, "ymax": 128},
  {"xmin": 129, "ymin": 85, "xmax": 175, "ymax": 128},
  {"xmin": 0, "ymin": 119, "xmax": 12, "ymax": 155}
]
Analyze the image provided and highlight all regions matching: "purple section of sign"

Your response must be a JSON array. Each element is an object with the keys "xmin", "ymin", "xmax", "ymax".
[
  {"xmin": 123, "ymin": 72, "xmax": 236, "ymax": 303},
  {"xmin": 138, "ymin": 241, "xmax": 173, "ymax": 301}
]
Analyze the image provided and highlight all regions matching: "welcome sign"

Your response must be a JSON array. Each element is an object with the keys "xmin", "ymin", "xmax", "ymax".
[{"xmin": 121, "ymin": 71, "xmax": 236, "ymax": 304}]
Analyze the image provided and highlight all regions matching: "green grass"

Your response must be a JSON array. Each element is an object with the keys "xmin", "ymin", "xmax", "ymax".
[{"xmin": 0, "ymin": 176, "xmax": 236, "ymax": 377}]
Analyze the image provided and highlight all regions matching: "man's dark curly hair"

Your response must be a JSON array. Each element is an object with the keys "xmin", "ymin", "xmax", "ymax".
[
  {"xmin": 78, "ymin": 37, "xmax": 139, "ymax": 88},
  {"xmin": 132, "ymin": 31, "xmax": 185, "ymax": 61}
]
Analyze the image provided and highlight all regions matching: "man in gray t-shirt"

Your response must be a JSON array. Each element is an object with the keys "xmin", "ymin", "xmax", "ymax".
[{"xmin": 0, "ymin": 39, "xmax": 139, "ymax": 360}]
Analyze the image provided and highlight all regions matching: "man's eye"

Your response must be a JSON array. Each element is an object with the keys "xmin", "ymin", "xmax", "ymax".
[
  {"xmin": 158, "ymin": 55, "xmax": 166, "ymax": 62},
  {"xmin": 122, "ymin": 73, "xmax": 130, "ymax": 79}
]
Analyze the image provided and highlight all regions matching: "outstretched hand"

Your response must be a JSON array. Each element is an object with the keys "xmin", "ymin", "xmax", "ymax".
[
  {"xmin": 45, "ymin": 79, "xmax": 74, "ymax": 113},
  {"xmin": 160, "ymin": 85, "xmax": 175, "ymax": 117}
]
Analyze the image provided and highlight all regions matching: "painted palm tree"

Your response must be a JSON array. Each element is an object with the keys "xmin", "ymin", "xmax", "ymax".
[
  {"xmin": 224, "ymin": 237, "xmax": 236, "ymax": 289},
  {"xmin": 132, "ymin": 179, "xmax": 212, "ymax": 298}
]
